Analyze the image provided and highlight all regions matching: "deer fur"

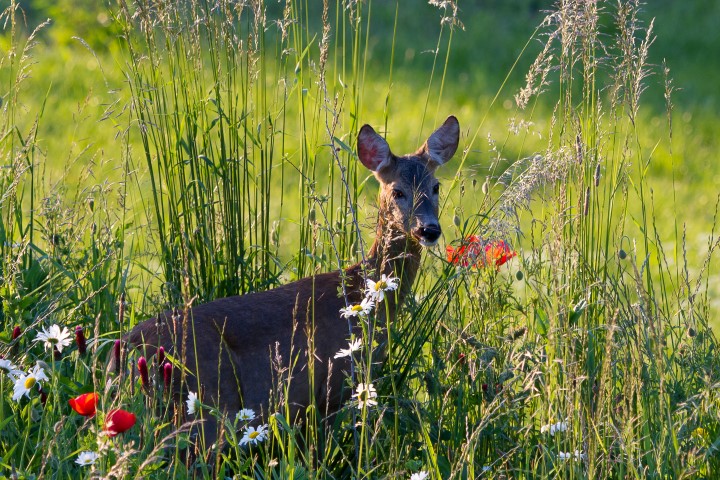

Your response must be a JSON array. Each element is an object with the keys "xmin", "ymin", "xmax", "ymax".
[{"xmin": 120, "ymin": 115, "xmax": 460, "ymax": 447}]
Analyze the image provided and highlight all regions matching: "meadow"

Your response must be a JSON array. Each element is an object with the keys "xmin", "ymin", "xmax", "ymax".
[{"xmin": 1, "ymin": 0, "xmax": 719, "ymax": 478}]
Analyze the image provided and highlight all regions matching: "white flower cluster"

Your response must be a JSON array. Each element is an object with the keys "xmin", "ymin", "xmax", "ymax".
[
  {"xmin": 540, "ymin": 420, "xmax": 568, "ymax": 436},
  {"xmin": 558, "ymin": 450, "xmax": 585, "ymax": 461},
  {"xmin": 338, "ymin": 274, "xmax": 400, "ymax": 319},
  {"xmin": 1, "ymin": 324, "xmax": 81, "ymax": 403},
  {"xmin": 336, "ymin": 274, "xmax": 399, "ymax": 412}
]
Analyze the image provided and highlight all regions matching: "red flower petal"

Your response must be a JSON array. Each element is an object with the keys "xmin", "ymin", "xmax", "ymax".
[
  {"xmin": 448, "ymin": 236, "xmax": 517, "ymax": 269},
  {"xmin": 105, "ymin": 409, "xmax": 137, "ymax": 437},
  {"xmin": 69, "ymin": 392, "xmax": 98, "ymax": 417},
  {"xmin": 485, "ymin": 240, "xmax": 517, "ymax": 267}
]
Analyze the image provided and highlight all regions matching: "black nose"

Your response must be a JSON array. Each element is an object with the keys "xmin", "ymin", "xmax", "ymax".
[{"xmin": 416, "ymin": 225, "xmax": 441, "ymax": 243}]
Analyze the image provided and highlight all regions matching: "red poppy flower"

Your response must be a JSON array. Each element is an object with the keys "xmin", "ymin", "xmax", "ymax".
[
  {"xmin": 485, "ymin": 240, "xmax": 517, "ymax": 267},
  {"xmin": 447, "ymin": 236, "xmax": 516, "ymax": 269},
  {"xmin": 104, "ymin": 409, "xmax": 137, "ymax": 437},
  {"xmin": 69, "ymin": 392, "xmax": 98, "ymax": 417},
  {"xmin": 446, "ymin": 235, "xmax": 483, "ymax": 267}
]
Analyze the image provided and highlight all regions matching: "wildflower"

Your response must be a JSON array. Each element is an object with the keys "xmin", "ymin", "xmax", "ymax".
[
  {"xmin": 104, "ymin": 409, "xmax": 136, "ymax": 437},
  {"xmin": 410, "ymin": 471, "xmax": 429, "ymax": 480},
  {"xmin": 163, "ymin": 362, "xmax": 172, "ymax": 389},
  {"xmin": 156, "ymin": 346, "xmax": 165, "ymax": 367},
  {"xmin": 541, "ymin": 420, "xmax": 568, "ymax": 436},
  {"xmin": 69, "ymin": 392, "xmax": 99, "ymax": 417},
  {"xmin": 353, "ymin": 382, "xmax": 378, "ymax": 409},
  {"xmin": 486, "ymin": 240, "xmax": 516, "ymax": 267},
  {"xmin": 75, "ymin": 451, "xmax": 99, "ymax": 466},
  {"xmin": 12, "ymin": 325, "xmax": 22, "ymax": 340},
  {"xmin": 446, "ymin": 236, "xmax": 517, "ymax": 269},
  {"xmin": 34, "ymin": 324, "xmax": 73, "ymax": 353},
  {"xmin": 340, "ymin": 297, "xmax": 375, "ymax": 318},
  {"xmin": 0, "ymin": 358, "xmax": 22, "ymax": 380},
  {"xmin": 334, "ymin": 338, "xmax": 363, "ymax": 359},
  {"xmin": 365, "ymin": 274, "xmax": 399, "ymax": 302},
  {"xmin": 236, "ymin": 408, "xmax": 256, "ymax": 422},
  {"xmin": 186, "ymin": 391, "xmax": 201, "ymax": 415},
  {"xmin": 137, "ymin": 357, "xmax": 149, "ymax": 389},
  {"xmin": 12, "ymin": 364, "xmax": 49, "ymax": 402},
  {"xmin": 113, "ymin": 340, "xmax": 121, "ymax": 374},
  {"xmin": 558, "ymin": 450, "xmax": 584, "ymax": 461},
  {"xmin": 240, "ymin": 424, "xmax": 268, "ymax": 446},
  {"xmin": 446, "ymin": 235, "xmax": 482, "ymax": 267},
  {"xmin": 75, "ymin": 326, "xmax": 87, "ymax": 355}
]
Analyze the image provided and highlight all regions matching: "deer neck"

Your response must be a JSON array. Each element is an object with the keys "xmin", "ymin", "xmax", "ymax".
[{"xmin": 365, "ymin": 216, "xmax": 422, "ymax": 310}]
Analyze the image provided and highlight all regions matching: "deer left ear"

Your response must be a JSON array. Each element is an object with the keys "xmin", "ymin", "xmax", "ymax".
[
  {"xmin": 357, "ymin": 124, "xmax": 394, "ymax": 173},
  {"xmin": 420, "ymin": 116, "xmax": 460, "ymax": 169}
]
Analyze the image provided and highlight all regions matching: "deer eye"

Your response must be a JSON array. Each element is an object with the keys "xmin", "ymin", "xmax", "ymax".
[
  {"xmin": 433, "ymin": 183, "xmax": 440, "ymax": 195},
  {"xmin": 392, "ymin": 188, "xmax": 405, "ymax": 199}
]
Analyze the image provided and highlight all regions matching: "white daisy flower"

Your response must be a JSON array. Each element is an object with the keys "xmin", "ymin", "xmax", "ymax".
[
  {"xmin": 334, "ymin": 338, "xmax": 363, "ymax": 359},
  {"xmin": 365, "ymin": 274, "xmax": 399, "ymax": 302},
  {"xmin": 34, "ymin": 324, "xmax": 73, "ymax": 353},
  {"xmin": 340, "ymin": 297, "xmax": 375, "ymax": 318},
  {"xmin": 0, "ymin": 358, "xmax": 22, "ymax": 380},
  {"xmin": 12, "ymin": 364, "xmax": 49, "ymax": 402},
  {"xmin": 239, "ymin": 424, "xmax": 268, "ymax": 446},
  {"xmin": 186, "ymin": 391, "xmax": 201, "ymax": 415},
  {"xmin": 352, "ymin": 382, "xmax": 378, "ymax": 409},
  {"xmin": 236, "ymin": 408, "xmax": 256, "ymax": 422},
  {"xmin": 75, "ymin": 451, "xmax": 99, "ymax": 466},
  {"xmin": 410, "ymin": 471, "xmax": 429, "ymax": 480}
]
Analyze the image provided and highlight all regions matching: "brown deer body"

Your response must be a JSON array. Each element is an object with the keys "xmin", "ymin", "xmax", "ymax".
[{"xmin": 122, "ymin": 116, "xmax": 459, "ymax": 446}]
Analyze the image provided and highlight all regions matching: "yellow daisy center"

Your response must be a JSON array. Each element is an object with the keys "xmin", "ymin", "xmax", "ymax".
[
  {"xmin": 351, "ymin": 304, "xmax": 363, "ymax": 312},
  {"xmin": 24, "ymin": 377, "xmax": 37, "ymax": 389},
  {"xmin": 249, "ymin": 431, "xmax": 260, "ymax": 439},
  {"xmin": 375, "ymin": 281, "xmax": 387, "ymax": 291}
]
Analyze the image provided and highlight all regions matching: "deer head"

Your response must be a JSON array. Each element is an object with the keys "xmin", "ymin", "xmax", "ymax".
[{"xmin": 357, "ymin": 116, "xmax": 460, "ymax": 247}]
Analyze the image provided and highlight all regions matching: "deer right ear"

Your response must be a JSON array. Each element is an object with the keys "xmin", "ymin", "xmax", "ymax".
[{"xmin": 357, "ymin": 125, "xmax": 393, "ymax": 172}]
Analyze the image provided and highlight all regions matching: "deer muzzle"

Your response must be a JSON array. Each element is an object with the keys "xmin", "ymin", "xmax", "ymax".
[{"xmin": 413, "ymin": 224, "xmax": 442, "ymax": 247}]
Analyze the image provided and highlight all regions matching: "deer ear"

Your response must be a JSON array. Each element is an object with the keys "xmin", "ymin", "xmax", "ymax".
[
  {"xmin": 421, "ymin": 115, "xmax": 460, "ymax": 169},
  {"xmin": 357, "ymin": 125, "xmax": 393, "ymax": 172}
]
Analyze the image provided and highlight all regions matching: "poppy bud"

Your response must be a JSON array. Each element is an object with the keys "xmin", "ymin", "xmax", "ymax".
[
  {"xmin": 75, "ymin": 326, "xmax": 87, "ymax": 355},
  {"xmin": 12, "ymin": 325, "xmax": 21, "ymax": 340},
  {"xmin": 137, "ymin": 357, "xmax": 149, "ymax": 389}
]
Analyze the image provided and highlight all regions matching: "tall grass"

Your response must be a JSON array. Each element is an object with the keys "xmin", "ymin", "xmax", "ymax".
[{"xmin": 1, "ymin": 0, "xmax": 719, "ymax": 478}]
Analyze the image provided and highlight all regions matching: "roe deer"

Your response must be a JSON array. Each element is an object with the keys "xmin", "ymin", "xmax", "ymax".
[{"xmin": 120, "ymin": 115, "xmax": 460, "ymax": 447}]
